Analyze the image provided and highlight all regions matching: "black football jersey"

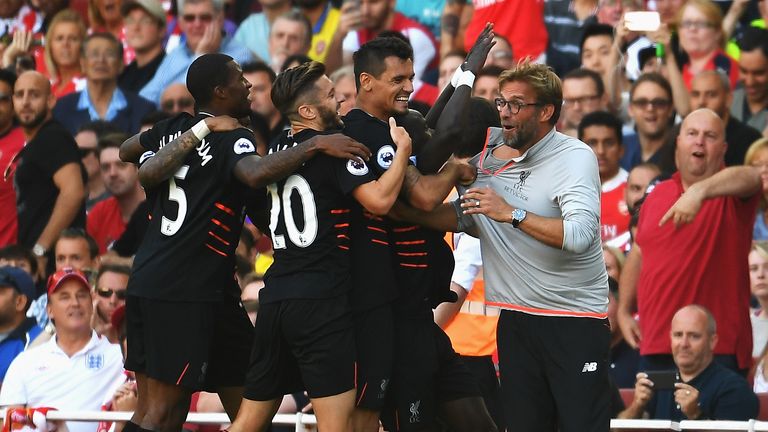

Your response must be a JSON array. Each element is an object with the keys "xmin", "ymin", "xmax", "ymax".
[
  {"xmin": 259, "ymin": 128, "xmax": 376, "ymax": 303},
  {"xmin": 342, "ymin": 109, "xmax": 455, "ymax": 315},
  {"xmin": 127, "ymin": 113, "xmax": 258, "ymax": 301}
]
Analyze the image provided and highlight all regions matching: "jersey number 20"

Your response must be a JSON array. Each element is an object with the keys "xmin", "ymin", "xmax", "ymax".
[{"xmin": 268, "ymin": 175, "xmax": 318, "ymax": 249}]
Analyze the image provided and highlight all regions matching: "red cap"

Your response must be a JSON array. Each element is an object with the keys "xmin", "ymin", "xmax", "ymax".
[{"xmin": 47, "ymin": 267, "xmax": 91, "ymax": 295}]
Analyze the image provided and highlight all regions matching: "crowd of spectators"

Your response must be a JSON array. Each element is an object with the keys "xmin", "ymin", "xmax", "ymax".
[{"xmin": 1, "ymin": 0, "xmax": 768, "ymax": 428}]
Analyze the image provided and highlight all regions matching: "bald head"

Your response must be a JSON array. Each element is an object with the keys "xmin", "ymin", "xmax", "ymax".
[
  {"xmin": 675, "ymin": 109, "xmax": 726, "ymax": 185},
  {"xmin": 690, "ymin": 71, "xmax": 732, "ymax": 118},
  {"xmin": 680, "ymin": 108, "xmax": 725, "ymax": 138},
  {"xmin": 13, "ymin": 71, "xmax": 55, "ymax": 132},
  {"xmin": 673, "ymin": 305, "xmax": 716, "ymax": 336}
]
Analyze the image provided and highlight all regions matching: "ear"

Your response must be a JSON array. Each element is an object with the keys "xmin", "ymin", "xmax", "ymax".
[
  {"xmin": 297, "ymin": 104, "xmax": 316, "ymax": 121},
  {"xmin": 710, "ymin": 333, "xmax": 718, "ymax": 351},
  {"xmin": 15, "ymin": 294, "xmax": 27, "ymax": 313},
  {"xmin": 213, "ymin": 85, "xmax": 227, "ymax": 100},
  {"xmin": 47, "ymin": 92, "xmax": 56, "ymax": 111},
  {"xmin": 539, "ymin": 104, "xmax": 555, "ymax": 124},
  {"xmin": 359, "ymin": 72, "xmax": 373, "ymax": 92}
]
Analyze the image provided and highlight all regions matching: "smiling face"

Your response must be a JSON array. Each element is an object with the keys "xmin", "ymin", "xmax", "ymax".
[
  {"xmin": 628, "ymin": 81, "xmax": 674, "ymax": 140},
  {"xmin": 47, "ymin": 279, "xmax": 93, "ymax": 333},
  {"xmin": 675, "ymin": 109, "xmax": 726, "ymax": 183},
  {"xmin": 739, "ymin": 49, "xmax": 768, "ymax": 105},
  {"xmin": 364, "ymin": 55, "xmax": 414, "ymax": 117}
]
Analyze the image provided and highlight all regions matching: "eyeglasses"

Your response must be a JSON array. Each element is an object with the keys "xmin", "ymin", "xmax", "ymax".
[
  {"xmin": 630, "ymin": 98, "xmax": 671, "ymax": 110},
  {"xmin": 679, "ymin": 20, "xmax": 715, "ymax": 30},
  {"xmin": 161, "ymin": 97, "xmax": 194, "ymax": 112},
  {"xmin": 84, "ymin": 50, "xmax": 120, "ymax": 61},
  {"xmin": 562, "ymin": 95, "xmax": 600, "ymax": 106},
  {"xmin": 494, "ymin": 98, "xmax": 543, "ymax": 114},
  {"xmin": 181, "ymin": 13, "xmax": 213, "ymax": 23},
  {"xmin": 96, "ymin": 288, "xmax": 127, "ymax": 300}
]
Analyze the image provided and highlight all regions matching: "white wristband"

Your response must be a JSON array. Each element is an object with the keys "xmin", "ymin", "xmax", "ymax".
[
  {"xmin": 191, "ymin": 119, "xmax": 211, "ymax": 141},
  {"xmin": 457, "ymin": 70, "xmax": 475, "ymax": 88},
  {"xmin": 450, "ymin": 66, "xmax": 464, "ymax": 88}
]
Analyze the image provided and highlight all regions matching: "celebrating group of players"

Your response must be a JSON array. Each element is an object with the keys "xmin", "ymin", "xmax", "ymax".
[{"xmin": 118, "ymin": 22, "xmax": 500, "ymax": 432}]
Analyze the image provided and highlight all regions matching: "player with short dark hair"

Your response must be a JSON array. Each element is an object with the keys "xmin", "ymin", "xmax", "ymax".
[
  {"xmin": 227, "ymin": 60, "xmax": 412, "ymax": 432},
  {"xmin": 118, "ymin": 53, "xmax": 371, "ymax": 432}
]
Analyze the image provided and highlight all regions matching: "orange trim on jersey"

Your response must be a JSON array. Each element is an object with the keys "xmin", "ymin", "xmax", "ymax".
[
  {"xmin": 211, "ymin": 218, "xmax": 231, "ymax": 232},
  {"xmin": 356, "ymin": 382, "xmax": 368, "ymax": 406},
  {"xmin": 395, "ymin": 240, "xmax": 425, "ymax": 245},
  {"xmin": 335, "ymin": 223, "xmax": 350, "ymax": 228},
  {"xmin": 397, "ymin": 252, "xmax": 427, "ymax": 256},
  {"xmin": 338, "ymin": 245, "xmax": 350, "ymax": 250},
  {"xmin": 331, "ymin": 209, "xmax": 350, "ymax": 214},
  {"xmin": 392, "ymin": 225, "xmax": 418, "ymax": 232},
  {"xmin": 337, "ymin": 234, "xmax": 350, "ymax": 240},
  {"xmin": 176, "ymin": 362, "xmax": 190, "ymax": 385},
  {"xmin": 478, "ymin": 128, "xmax": 516, "ymax": 176},
  {"xmin": 214, "ymin": 202, "xmax": 235, "ymax": 216},
  {"xmin": 485, "ymin": 301, "xmax": 608, "ymax": 319},
  {"xmin": 208, "ymin": 231, "xmax": 230, "ymax": 246},
  {"xmin": 206, "ymin": 243, "xmax": 227, "ymax": 257},
  {"xmin": 400, "ymin": 263, "xmax": 428, "ymax": 268},
  {"xmin": 367, "ymin": 226, "xmax": 386, "ymax": 233},
  {"xmin": 371, "ymin": 239, "xmax": 389, "ymax": 245}
]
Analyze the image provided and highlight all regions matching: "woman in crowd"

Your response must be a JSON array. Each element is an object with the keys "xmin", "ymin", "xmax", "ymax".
[
  {"xmin": 43, "ymin": 9, "xmax": 86, "ymax": 98},
  {"xmin": 745, "ymin": 137, "xmax": 768, "ymax": 240},
  {"xmin": 676, "ymin": 0, "xmax": 739, "ymax": 89},
  {"xmin": 87, "ymin": 0, "xmax": 132, "ymax": 63}
]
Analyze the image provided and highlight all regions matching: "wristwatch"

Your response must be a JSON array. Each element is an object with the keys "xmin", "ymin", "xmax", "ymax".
[
  {"xmin": 32, "ymin": 243, "xmax": 46, "ymax": 257},
  {"xmin": 511, "ymin": 208, "xmax": 527, "ymax": 228}
]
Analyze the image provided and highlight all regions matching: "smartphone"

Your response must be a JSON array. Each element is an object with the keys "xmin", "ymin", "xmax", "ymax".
[
  {"xmin": 645, "ymin": 370, "xmax": 679, "ymax": 390},
  {"xmin": 625, "ymin": 11, "xmax": 661, "ymax": 32}
]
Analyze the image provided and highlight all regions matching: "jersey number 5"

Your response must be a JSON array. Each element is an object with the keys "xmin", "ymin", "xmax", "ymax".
[
  {"xmin": 161, "ymin": 165, "xmax": 189, "ymax": 236},
  {"xmin": 268, "ymin": 175, "xmax": 318, "ymax": 249}
]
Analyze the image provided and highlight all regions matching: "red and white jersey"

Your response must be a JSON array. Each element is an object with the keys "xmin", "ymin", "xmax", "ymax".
[
  {"xmin": 600, "ymin": 168, "xmax": 629, "ymax": 242},
  {"xmin": 0, "ymin": 5, "xmax": 42, "ymax": 37},
  {"xmin": 464, "ymin": 0, "xmax": 547, "ymax": 62},
  {"xmin": 342, "ymin": 12, "xmax": 439, "ymax": 80}
]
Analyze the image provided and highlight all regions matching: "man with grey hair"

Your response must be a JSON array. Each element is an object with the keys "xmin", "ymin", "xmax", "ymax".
[
  {"xmin": 620, "ymin": 305, "xmax": 758, "ymax": 420},
  {"xmin": 266, "ymin": 10, "xmax": 311, "ymax": 73},
  {"xmin": 618, "ymin": 109, "xmax": 762, "ymax": 380},
  {"xmin": 688, "ymin": 70, "xmax": 762, "ymax": 166},
  {"xmin": 139, "ymin": 0, "xmax": 254, "ymax": 104}
]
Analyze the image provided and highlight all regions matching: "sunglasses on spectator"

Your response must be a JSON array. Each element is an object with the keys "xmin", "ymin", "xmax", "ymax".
[
  {"xmin": 161, "ymin": 98, "xmax": 194, "ymax": 111},
  {"xmin": 96, "ymin": 288, "xmax": 127, "ymax": 300},
  {"xmin": 630, "ymin": 98, "xmax": 671, "ymax": 109},
  {"xmin": 181, "ymin": 13, "xmax": 213, "ymax": 23}
]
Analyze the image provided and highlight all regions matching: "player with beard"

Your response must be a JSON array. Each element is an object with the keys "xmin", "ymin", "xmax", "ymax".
[
  {"xmin": 395, "ymin": 60, "xmax": 611, "ymax": 432},
  {"xmin": 227, "ymin": 60, "xmax": 411, "ymax": 432},
  {"xmin": 11, "ymin": 71, "xmax": 87, "ymax": 263},
  {"xmin": 117, "ymin": 54, "xmax": 371, "ymax": 432},
  {"xmin": 344, "ymin": 36, "xmax": 495, "ymax": 432}
]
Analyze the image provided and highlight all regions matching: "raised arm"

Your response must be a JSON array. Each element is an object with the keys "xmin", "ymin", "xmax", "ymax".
[
  {"xmin": 659, "ymin": 166, "xmax": 761, "ymax": 227},
  {"xmin": 234, "ymin": 133, "xmax": 372, "ymax": 189},
  {"xmin": 352, "ymin": 118, "xmax": 412, "ymax": 215},
  {"xmin": 402, "ymin": 161, "xmax": 476, "ymax": 211}
]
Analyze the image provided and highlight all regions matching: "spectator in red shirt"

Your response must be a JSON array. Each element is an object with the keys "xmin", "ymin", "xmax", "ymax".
[
  {"xmin": 42, "ymin": 9, "xmax": 86, "ymax": 98},
  {"xmin": 618, "ymin": 108, "xmax": 762, "ymax": 375},
  {"xmin": 463, "ymin": 0, "xmax": 547, "ymax": 63},
  {"xmin": 87, "ymin": 132, "xmax": 144, "ymax": 254},
  {"xmin": 0, "ymin": 70, "xmax": 24, "ymax": 248}
]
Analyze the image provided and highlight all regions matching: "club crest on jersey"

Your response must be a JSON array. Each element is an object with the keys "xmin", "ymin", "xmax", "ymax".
[
  {"xmin": 233, "ymin": 138, "xmax": 256, "ymax": 155},
  {"xmin": 86, "ymin": 353, "xmax": 104, "ymax": 370},
  {"xmin": 377, "ymin": 145, "xmax": 395, "ymax": 169},
  {"xmin": 347, "ymin": 159, "xmax": 369, "ymax": 176}
]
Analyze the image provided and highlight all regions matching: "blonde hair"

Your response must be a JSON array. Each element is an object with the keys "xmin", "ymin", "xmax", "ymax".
[
  {"xmin": 602, "ymin": 245, "xmax": 626, "ymax": 274},
  {"xmin": 498, "ymin": 59, "xmax": 563, "ymax": 125},
  {"xmin": 677, "ymin": 0, "xmax": 725, "ymax": 46},
  {"xmin": 744, "ymin": 137, "xmax": 768, "ymax": 209},
  {"xmin": 44, "ymin": 9, "xmax": 87, "ymax": 81},
  {"xmin": 752, "ymin": 241, "xmax": 768, "ymax": 261}
]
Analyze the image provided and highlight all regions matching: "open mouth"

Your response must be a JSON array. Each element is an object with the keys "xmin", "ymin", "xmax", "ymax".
[{"xmin": 692, "ymin": 151, "xmax": 705, "ymax": 159}]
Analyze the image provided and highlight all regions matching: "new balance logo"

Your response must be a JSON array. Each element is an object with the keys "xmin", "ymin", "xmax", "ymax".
[{"xmin": 582, "ymin": 362, "xmax": 598, "ymax": 372}]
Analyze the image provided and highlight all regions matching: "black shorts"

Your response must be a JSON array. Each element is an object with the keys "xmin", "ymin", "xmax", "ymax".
[
  {"xmin": 354, "ymin": 304, "xmax": 394, "ymax": 411},
  {"xmin": 124, "ymin": 294, "xmax": 253, "ymax": 391},
  {"xmin": 243, "ymin": 295, "xmax": 355, "ymax": 401},
  {"xmin": 381, "ymin": 314, "xmax": 480, "ymax": 432},
  {"xmin": 496, "ymin": 310, "xmax": 611, "ymax": 432}
]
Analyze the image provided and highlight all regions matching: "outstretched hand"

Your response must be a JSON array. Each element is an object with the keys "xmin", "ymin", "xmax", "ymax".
[
  {"xmin": 463, "ymin": 23, "xmax": 495, "ymax": 75},
  {"xmin": 316, "ymin": 133, "xmax": 372, "ymax": 163}
]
